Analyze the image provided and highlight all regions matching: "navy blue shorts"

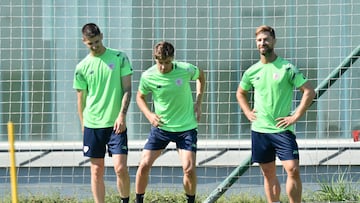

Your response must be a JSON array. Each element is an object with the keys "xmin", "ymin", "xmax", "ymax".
[
  {"xmin": 83, "ymin": 127, "xmax": 128, "ymax": 158},
  {"xmin": 251, "ymin": 130, "xmax": 299, "ymax": 163},
  {"xmin": 144, "ymin": 127, "xmax": 198, "ymax": 152}
]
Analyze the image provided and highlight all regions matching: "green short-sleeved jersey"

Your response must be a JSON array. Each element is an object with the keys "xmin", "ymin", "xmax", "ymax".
[
  {"xmin": 73, "ymin": 48, "xmax": 133, "ymax": 128},
  {"xmin": 239, "ymin": 57, "xmax": 307, "ymax": 133},
  {"xmin": 138, "ymin": 61, "xmax": 200, "ymax": 132}
]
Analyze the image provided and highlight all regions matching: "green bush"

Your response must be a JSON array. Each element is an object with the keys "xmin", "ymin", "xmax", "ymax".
[{"xmin": 303, "ymin": 169, "xmax": 360, "ymax": 202}]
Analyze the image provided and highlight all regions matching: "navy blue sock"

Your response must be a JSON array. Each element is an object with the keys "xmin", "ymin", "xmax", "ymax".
[
  {"xmin": 120, "ymin": 197, "xmax": 129, "ymax": 203},
  {"xmin": 136, "ymin": 193, "xmax": 144, "ymax": 203},
  {"xmin": 186, "ymin": 194, "xmax": 195, "ymax": 203}
]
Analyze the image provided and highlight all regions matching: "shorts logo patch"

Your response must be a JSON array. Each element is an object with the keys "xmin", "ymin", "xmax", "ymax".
[
  {"xmin": 83, "ymin": 146, "xmax": 89, "ymax": 153},
  {"xmin": 293, "ymin": 150, "xmax": 299, "ymax": 155}
]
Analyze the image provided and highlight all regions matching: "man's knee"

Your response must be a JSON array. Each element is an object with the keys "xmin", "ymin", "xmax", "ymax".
[
  {"xmin": 183, "ymin": 165, "xmax": 196, "ymax": 178},
  {"xmin": 286, "ymin": 166, "xmax": 301, "ymax": 178},
  {"xmin": 137, "ymin": 160, "xmax": 152, "ymax": 176},
  {"xmin": 114, "ymin": 164, "xmax": 128, "ymax": 177}
]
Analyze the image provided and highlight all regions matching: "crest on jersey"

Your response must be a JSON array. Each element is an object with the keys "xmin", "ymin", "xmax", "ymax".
[
  {"xmin": 108, "ymin": 63, "xmax": 115, "ymax": 70},
  {"xmin": 273, "ymin": 73, "xmax": 280, "ymax": 80},
  {"xmin": 176, "ymin": 78, "xmax": 183, "ymax": 86}
]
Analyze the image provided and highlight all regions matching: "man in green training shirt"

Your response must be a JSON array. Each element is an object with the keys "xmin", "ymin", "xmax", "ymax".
[
  {"xmin": 135, "ymin": 41, "xmax": 206, "ymax": 203},
  {"xmin": 73, "ymin": 23, "xmax": 132, "ymax": 203},
  {"xmin": 236, "ymin": 25, "xmax": 315, "ymax": 203}
]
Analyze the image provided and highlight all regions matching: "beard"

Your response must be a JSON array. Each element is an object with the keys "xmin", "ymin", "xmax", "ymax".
[{"xmin": 259, "ymin": 46, "xmax": 273, "ymax": 56}]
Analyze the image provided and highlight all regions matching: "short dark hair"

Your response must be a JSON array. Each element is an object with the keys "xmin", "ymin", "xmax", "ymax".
[
  {"xmin": 153, "ymin": 41, "xmax": 175, "ymax": 60},
  {"xmin": 255, "ymin": 25, "xmax": 276, "ymax": 39},
  {"xmin": 82, "ymin": 23, "xmax": 101, "ymax": 38}
]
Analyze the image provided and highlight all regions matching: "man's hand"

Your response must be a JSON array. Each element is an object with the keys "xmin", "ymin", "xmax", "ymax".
[
  {"xmin": 245, "ymin": 109, "xmax": 257, "ymax": 122},
  {"xmin": 275, "ymin": 115, "xmax": 297, "ymax": 128},
  {"xmin": 114, "ymin": 116, "xmax": 127, "ymax": 134},
  {"xmin": 147, "ymin": 113, "xmax": 163, "ymax": 127}
]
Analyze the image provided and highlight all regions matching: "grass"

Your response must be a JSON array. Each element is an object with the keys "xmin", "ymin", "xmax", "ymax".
[
  {"xmin": 2, "ymin": 170, "xmax": 360, "ymax": 203},
  {"xmin": 1, "ymin": 191, "xmax": 269, "ymax": 203},
  {"xmin": 2, "ymin": 188, "xmax": 360, "ymax": 203},
  {"xmin": 302, "ymin": 169, "xmax": 360, "ymax": 202}
]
